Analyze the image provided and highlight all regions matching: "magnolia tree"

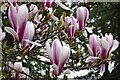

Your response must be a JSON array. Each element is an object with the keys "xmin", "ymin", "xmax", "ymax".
[{"xmin": 1, "ymin": 0, "xmax": 119, "ymax": 80}]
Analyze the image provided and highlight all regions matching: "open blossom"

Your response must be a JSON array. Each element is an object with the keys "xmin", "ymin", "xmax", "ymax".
[
  {"xmin": 64, "ymin": 16, "xmax": 77, "ymax": 40},
  {"xmin": 46, "ymin": 39, "xmax": 70, "ymax": 77},
  {"xmin": 5, "ymin": 3, "xmax": 35, "ymax": 51},
  {"xmin": 0, "ymin": 28, "xmax": 6, "ymax": 41},
  {"xmin": 99, "ymin": 33, "xmax": 119, "ymax": 60},
  {"xmin": 76, "ymin": 7, "xmax": 89, "ymax": 30},
  {"xmin": 86, "ymin": 33, "xmax": 119, "ymax": 75}
]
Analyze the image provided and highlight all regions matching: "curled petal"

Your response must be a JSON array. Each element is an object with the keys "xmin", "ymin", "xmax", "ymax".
[
  {"xmin": 5, "ymin": 27, "xmax": 19, "ymax": 41},
  {"xmin": 110, "ymin": 39, "xmax": 119, "ymax": 53},
  {"xmin": 55, "ymin": 0, "xmax": 73, "ymax": 12},
  {"xmin": 85, "ymin": 56, "xmax": 100, "ymax": 63}
]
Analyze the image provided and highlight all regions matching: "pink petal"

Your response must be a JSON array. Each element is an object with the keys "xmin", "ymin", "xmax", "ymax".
[
  {"xmin": 99, "ymin": 39, "xmax": 109, "ymax": 59},
  {"xmin": 5, "ymin": 27, "xmax": 19, "ymax": 41},
  {"xmin": 0, "ymin": 28, "xmax": 5, "ymax": 41},
  {"xmin": 89, "ymin": 34, "xmax": 100, "ymax": 56},
  {"xmin": 76, "ymin": 7, "xmax": 89, "ymax": 30},
  {"xmin": 8, "ymin": 4, "xmax": 18, "ymax": 31},
  {"xmin": 58, "ymin": 44, "xmax": 70, "ymax": 75},
  {"xmin": 46, "ymin": 39, "xmax": 53, "ymax": 64},
  {"xmin": 41, "ymin": 0, "xmax": 45, "ymax": 9},
  {"xmin": 52, "ymin": 39, "xmax": 62, "ymax": 66},
  {"xmin": 17, "ymin": 4, "xmax": 28, "ymax": 42},
  {"xmin": 99, "ymin": 64, "xmax": 105, "ymax": 76},
  {"xmin": 14, "ymin": 62, "xmax": 22, "ymax": 71},
  {"xmin": 22, "ymin": 21, "xmax": 35, "ymax": 49}
]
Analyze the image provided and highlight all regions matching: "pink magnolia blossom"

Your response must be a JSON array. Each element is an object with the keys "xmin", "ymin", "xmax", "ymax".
[
  {"xmin": 14, "ymin": 62, "xmax": 22, "ymax": 79},
  {"xmin": 76, "ymin": 7, "xmax": 89, "ymax": 30},
  {"xmin": 46, "ymin": 39, "xmax": 70, "ymax": 77},
  {"xmin": 13, "ymin": 62, "xmax": 29, "ymax": 79},
  {"xmin": 88, "ymin": 34, "xmax": 100, "ymax": 57},
  {"xmin": 99, "ymin": 33, "xmax": 119, "ymax": 60},
  {"xmin": 65, "ymin": 16, "xmax": 77, "ymax": 40},
  {"xmin": 5, "ymin": 3, "xmax": 35, "ymax": 51},
  {"xmin": 86, "ymin": 33, "xmax": 119, "ymax": 75}
]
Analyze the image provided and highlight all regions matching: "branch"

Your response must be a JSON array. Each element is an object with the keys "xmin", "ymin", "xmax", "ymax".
[{"xmin": 2, "ymin": 61, "xmax": 36, "ymax": 79}]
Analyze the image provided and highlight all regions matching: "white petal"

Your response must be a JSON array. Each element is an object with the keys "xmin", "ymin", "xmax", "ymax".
[
  {"xmin": 85, "ymin": 56, "xmax": 99, "ymax": 62},
  {"xmin": 0, "ymin": 32, "xmax": 5, "ymax": 41},
  {"xmin": 108, "ymin": 61, "xmax": 115, "ymax": 73},
  {"xmin": 83, "ymin": 29, "xmax": 87, "ymax": 37},
  {"xmin": 52, "ymin": 63, "xmax": 58, "ymax": 75},
  {"xmin": 14, "ymin": 62, "xmax": 22, "ymax": 71},
  {"xmin": 58, "ymin": 45, "xmax": 70, "ymax": 74},
  {"xmin": 63, "ymin": 69, "xmax": 71, "ymax": 74},
  {"xmin": 99, "ymin": 64, "xmax": 105, "ymax": 76},
  {"xmin": 51, "ymin": 14, "xmax": 59, "ymax": 21},
  {"xmin": 55, "ymin": 0, "xmax": 73, "ymax": 12},
  {"xmin": 23, "ymin": 39, "xmax": 42, "ymax": 46},
  {"xmin": 22, "ymin": 21, "xmax": 35, "ymax": 48},
  {"xmin": 110, "ymin": 40, "xmax": 119, "ymax": 53},
  {"xmin": 5, "ymin": 27, "xmax": 19, "ymax": 41}
]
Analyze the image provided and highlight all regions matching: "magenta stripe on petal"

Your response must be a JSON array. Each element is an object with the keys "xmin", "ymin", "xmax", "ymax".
[{"xmin": 53, "ymin": 40, "xmax": 59, "ymax": 66}]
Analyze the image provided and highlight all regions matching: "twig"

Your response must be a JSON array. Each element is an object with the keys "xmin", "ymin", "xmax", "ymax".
[{"xmin": 2, "ymin": 61, "xmax": 35, "ymax": 79}]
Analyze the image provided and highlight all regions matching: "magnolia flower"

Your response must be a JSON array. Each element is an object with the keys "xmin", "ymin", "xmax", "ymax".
[
  {"xmin": 88, "ymin": 34, "xmax": 100, "ymax": 57},
  {"xmin": 0, "ymin": 28, "xmax": 6, "ymax": 41},
  {"xmin": 46, "ymin": 39, "xmax": 70, "ymax": 77},
  {"xmin": 76, "ymin": 7, "xmax": 89, "ymax": 30},
  {"xmin": 5, "ymin": 3, "xmax": 35, "ymax": 51},
  {"xmin": 99, "ymin": 33, "xmax": 119, "ymax": 75},
  {"xmin": 64, "ymin": 16, "xmax": 77, "ymax": 40},
  {"xmin": 14, "ymin": 62, "xmax": 22, "ymax": 79},
  {"xmin": 99, "ymin": 33, "xmax": 119, "ymax": 60},
  {"xmin": 14, "ymin": 62, "xmax": 22, "ymax": 71},
  {"xmin": 86, "ymin": 33, "xmax": 119, "ymax": 75}
]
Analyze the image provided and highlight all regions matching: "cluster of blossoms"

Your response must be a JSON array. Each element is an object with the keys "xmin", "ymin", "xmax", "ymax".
[{"xmin": 0, "ymin": 0, "xmax": 119, "ymax": 79}]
